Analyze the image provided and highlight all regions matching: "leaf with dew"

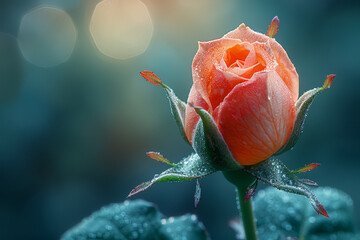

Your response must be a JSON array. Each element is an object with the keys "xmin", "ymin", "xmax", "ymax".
[
  {"xmin": 128, "ymin": 153, "xmax": 217, "ymax": 198},
  {"xmin": 245, "ymin": 158, "xmax": 328, "ymax": 217},
  {"xmin": 252, "ymin": 187, "xmax": 359, "ymax": 240},
  {"xmin": 61, "ymin": 199, "xmax": 211, "ymax": 240}
]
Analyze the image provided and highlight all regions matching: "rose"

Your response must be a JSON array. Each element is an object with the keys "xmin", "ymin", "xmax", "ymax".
[
  {"xmin": 184, "ymin": 24, "xmax": 299, "ymax": 166},
  {"xmin": 135, "ymin": 18, "xmax": 334, "ymax": 219}
]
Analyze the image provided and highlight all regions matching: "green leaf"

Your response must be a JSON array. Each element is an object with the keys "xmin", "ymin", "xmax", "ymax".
[
  {"xmin": 127, "ymin": 153, "xmax": 217, "ymax": 198},
  {"xmin": 61, "ymin": 199, "xmax": 211, "ymax": 240},
  {"xmin": 165, "ymin": 87, "xmax": 188, "ymax": 144},
  {"xmin": 276, "ymin": 74, "xmax": 335, "ymax": 155},
  {"xmin": 192, "ymin": 105, "xmax": 240, "ymax": 171},
  {"xmin": 253, "ymin": 187, "xmax": 360, "ymax": 240},
  {"xmin": 160, "ymin": 214, "xmax": 210, "ymax": 240},
  {"xmin": 140, "ymin": 71, "xmax": 188, "ymax": 145},
  {"xmin": 245, "ymin": 158, "xmax": 328, "ymax": 217}
]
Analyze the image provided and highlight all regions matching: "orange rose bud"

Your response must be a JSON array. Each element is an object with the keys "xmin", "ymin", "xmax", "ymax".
[{"xmin": 185, "ymin": 23, "xmax": 299, "ymax": 166}]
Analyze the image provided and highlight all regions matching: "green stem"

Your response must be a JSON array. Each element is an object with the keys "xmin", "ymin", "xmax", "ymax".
[{"xmin": 224, "ymin": 170, "xmax": 258, "ymax": 240}]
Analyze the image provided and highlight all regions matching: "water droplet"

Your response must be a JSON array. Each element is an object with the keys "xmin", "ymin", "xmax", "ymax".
[
  {"xmin": 131, "ymin": 231, "xmax": 139, "ymax": 239},
  {"xmin": 308, "ymin": 216, "xmax": 316, "ymax": 223},
  {"xmin": 269, "ymin": 224, "xmax": 276, "ymax": 231}
]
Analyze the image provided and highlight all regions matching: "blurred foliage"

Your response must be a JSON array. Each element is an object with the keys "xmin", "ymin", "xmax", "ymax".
[
  {"xmin": 61, "ymin": 199, "xmax": 210, "ymax": 240},
  {"xmin": 253, "ymin": 187, "xmax": 360, "ymax": 240},
  {"xmin": 63, "ymin": 187, "xmax": 360, "ymax": 240}
]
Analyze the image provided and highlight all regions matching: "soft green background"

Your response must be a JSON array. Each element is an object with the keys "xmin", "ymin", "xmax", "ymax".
[{"xmin": 0, "ymin": 0, "xmax": 359, "ymax": 239}]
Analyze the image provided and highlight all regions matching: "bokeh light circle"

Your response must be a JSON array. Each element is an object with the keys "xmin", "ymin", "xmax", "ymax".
[
  {"xmin": 90, "ymin": 0, "xmax": 153, "ymax": 60},
  {"xmin": 18, "ymin": 6, "xmax": 77, "ymax": 68},
  {"xmin": 38, "ymin": 0, "xmax": 81, "ymax": 10}
]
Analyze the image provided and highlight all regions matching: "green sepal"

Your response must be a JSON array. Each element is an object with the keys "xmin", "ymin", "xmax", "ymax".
[
  {"xmin": 141, "ymin": 71, "xmax": 189, "ymax": 145},
  {"xmin": 160, "ymin": 213, "xmax": 211, "ymax": 240},
  {"xmin": 191, "ymin": 105, "xmax": 240, "ymax": 171},
  {"xmin": 127, "ymin": 153, "xmax": 217, "ymax": 198},
  {"xmin": 276, "ymin": 75, "xmax": 335, "ymax": 155},
  {"xmin": 163, "ymin": 86, "xmax": 188, "ymax": 145},
  {"xmin": 245, "ymin": 158, "xmax": 328, "ymax": 217}
]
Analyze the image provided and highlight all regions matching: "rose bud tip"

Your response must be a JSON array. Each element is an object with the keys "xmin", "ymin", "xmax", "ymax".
[
  {"xmin": 239, "ymin": 23, "xmax": 246, "ymax": 28},
  {"xmin": 198, "ymin": 41, "xmax": 211, "ymax": 51}
]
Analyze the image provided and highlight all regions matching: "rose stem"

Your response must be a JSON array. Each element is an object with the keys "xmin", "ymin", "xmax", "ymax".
[{"xmin": 223, "ymin": 170, "xmax": 258, "ymax": 240}]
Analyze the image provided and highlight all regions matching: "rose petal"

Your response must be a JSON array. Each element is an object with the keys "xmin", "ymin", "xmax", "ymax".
[
  {"xmin": 185, "ymin": 85, "xmax": 209, "ymax": 143},
  {"xmin": 193, "ymin": 39, "xmax": 279, "ymax": 111},
  {"xmin": 192, "ymin": 38, "xmax": 245, "ymax": 110},
  {"xmin": 222, "ymin": 42, "xmax": 256, "ymax": 68},
  {"xmin": 215, "ymin": 71, "xmax": 296, "ymax": 166},
  {"xmin": 224, "ymin": 24, "xmax": 299, "ymax": 101}
]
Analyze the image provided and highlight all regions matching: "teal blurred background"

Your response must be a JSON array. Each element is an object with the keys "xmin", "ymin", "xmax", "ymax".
[{"xmin": 0, "ymin": 0, "xmax": 359, "ymax": 239}]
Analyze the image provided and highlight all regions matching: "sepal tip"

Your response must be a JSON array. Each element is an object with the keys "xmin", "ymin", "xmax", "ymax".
[
  {"xmin": 322, "ymin": 74, "xmax": 336, "ymax": 90},
  {"xmin": 314, "ymin": 203, "xmax": 329, "ymax": 218},
  {"xmin": 245, "ymin": 180, "xmax": 258, "ymax": 203},
  {"xmin": 291, "ymin": 163, "xmax": 320, "ymax": 174},
  {"xmin": 146, "ymin": 151, "xmax": 176, "ymax": 167},
  {"xmin": 140, "ymin": 70, "xmax": 165, "ymax": 87},
  {"xmin": 266, "ymin": 16, "xmax": 279, "ymax": 38}
]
